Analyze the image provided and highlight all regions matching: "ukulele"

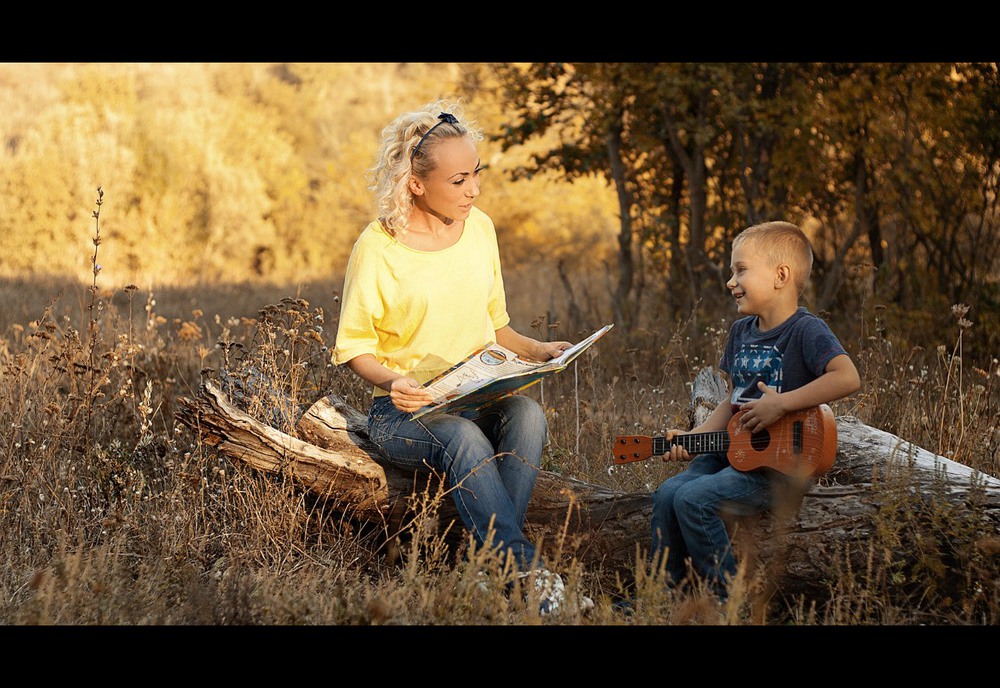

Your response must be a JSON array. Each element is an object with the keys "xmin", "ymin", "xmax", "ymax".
[{"xmin": 612, "ymin": 404, "xmax": 837, "ymax": 479}]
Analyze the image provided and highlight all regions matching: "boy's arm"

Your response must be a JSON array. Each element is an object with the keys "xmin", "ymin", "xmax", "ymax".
[
  {"xmin": 738, "ymin": 353, "xmax": 861, "ymax": 433},
  {"xmin": 689, "ymin": 397, "xmax": 735, "ymax": 435},
  {"xmin": 663, "ymin": 382, "xmax": 735, "ymax": 462}
]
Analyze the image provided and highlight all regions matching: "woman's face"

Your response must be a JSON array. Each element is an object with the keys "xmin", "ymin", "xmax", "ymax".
[{"xmin": 413, "ymin": 137, "xmax": 482, "ymax": 222}]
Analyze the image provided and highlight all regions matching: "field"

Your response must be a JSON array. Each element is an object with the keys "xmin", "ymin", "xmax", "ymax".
[
  {"xmin": 1, "ymin": 61, "xmax": 998, "ymax": 624},
  {"xmin": 2, "ymin": 245, "xmax": 997, "ymax": 626}
]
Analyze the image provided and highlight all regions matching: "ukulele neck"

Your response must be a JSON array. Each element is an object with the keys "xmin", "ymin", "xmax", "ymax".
[{"xmin": 655, "ymin": 431, "xmax": 729, "ymax": 456}]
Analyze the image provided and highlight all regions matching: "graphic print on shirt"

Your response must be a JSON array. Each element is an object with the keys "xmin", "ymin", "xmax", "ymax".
[{"xmin": 731, "ymin": 344, "xmax": 784, "ymax": 404}]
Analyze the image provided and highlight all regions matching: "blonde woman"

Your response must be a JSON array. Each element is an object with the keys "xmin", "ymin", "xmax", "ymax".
[{"xmin": 333, "ymin": 100, "xmax": 579, "ymax": 614}]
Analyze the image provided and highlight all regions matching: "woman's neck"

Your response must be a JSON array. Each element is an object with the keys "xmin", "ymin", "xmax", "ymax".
[{"xmin": 398, "ymin": 207, "xmax": 463, "ymax": 251}]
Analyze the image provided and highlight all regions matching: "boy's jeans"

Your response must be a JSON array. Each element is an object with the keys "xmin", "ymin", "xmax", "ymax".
[
  {"xmin": 367, "ymin": 393, "xmax": 547, "ymax": 572},
  {"xmin": 650, "ymin": 453, "xmax": 776, "ymax": 597}
]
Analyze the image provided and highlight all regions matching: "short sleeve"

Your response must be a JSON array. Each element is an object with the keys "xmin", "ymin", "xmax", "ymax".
[
  {"xmin": 484, "ymin": 215, "xmax": 510, "ymax": 331},
  {"xmin": 332, "ymin": 230, "xmax": 384, "ymax": 366}
]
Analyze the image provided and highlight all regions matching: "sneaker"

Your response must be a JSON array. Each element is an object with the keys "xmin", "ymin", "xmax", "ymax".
[
  {"xmin": 612, "ymin": 597, "xmax": 635, "ymax": 616},
  {"xmin": 520, "ymin": 568, "xmax": 594, "ymax": 616},
  {"xmin": 473, "ymin": 569, "xmax": 515, "ymax": 597},
  {"xmin": 523, "ymin": 568, "xmax": 566, "ymax": 615}
]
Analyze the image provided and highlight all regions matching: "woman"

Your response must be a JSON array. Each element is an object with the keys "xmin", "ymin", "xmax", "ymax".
[{"xmin": 333, "ymin": 100, "xmax": 578, "ymax": 615}]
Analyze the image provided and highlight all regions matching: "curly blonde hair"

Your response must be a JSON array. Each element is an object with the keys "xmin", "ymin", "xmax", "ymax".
[{"xmin": 368, "ymin": 99, "xmax": 484, "ymax": 235}]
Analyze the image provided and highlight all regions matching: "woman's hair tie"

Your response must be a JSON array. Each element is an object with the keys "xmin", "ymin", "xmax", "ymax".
[{"xmin": 410, "ymin": 112, "xmax": 459, "ymax": 161}]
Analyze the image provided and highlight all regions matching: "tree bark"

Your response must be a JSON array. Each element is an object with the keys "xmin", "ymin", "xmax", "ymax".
[{"xmin": 175, "ymin": 376, "xmax": 1000, "ymax": 603}]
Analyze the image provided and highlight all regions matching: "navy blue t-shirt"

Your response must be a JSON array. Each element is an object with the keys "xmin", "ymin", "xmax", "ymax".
[{"xmin": 720, "ymin": 307, "xmax": 848, "ymax": 407}]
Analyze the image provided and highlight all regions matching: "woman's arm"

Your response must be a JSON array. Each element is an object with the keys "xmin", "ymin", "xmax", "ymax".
[
  {"xmin": 495, "ymin": 325, "xmax": 571, "ymax": 362},
  {"xmin": 346, "ymin": 354, "xmax": 434, "ymax": 413}
]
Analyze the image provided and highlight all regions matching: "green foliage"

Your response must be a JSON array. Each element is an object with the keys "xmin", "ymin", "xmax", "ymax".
[
  {"xmin": 1, "ymin": 63, "xmax": 616, "ymax": 286},
  {"xmin": 2, "ymin": 65, "xmax": 1000, "ymax": 624},
  {"xmin": 4, "ymin": 267, "xmax": 998, "ymax": 624},
  {"xmin": 489, "ymin": 62, "xmax": 1000, "ymax": 366}
]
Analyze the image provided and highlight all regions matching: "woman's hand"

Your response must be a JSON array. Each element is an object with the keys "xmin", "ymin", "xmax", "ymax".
[
  {"xmin": 389, "ymin": 376, "xmax": 435, "ymax": 413},
  {"xmin": 538, "ymin": 340, "xmax": 572, "ymax": 361},
  {"xmin": 495, "ymin": 325, "xmax": 571, "ymax": 362}
]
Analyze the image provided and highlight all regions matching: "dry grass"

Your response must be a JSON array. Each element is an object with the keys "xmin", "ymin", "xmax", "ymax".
[{"xmin": 2, "ymin": 199, "xmax": 999, "ymax": 626}]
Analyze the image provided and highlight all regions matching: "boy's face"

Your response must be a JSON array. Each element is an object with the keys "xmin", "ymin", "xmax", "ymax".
[{"xmin": 726, "ymin": 242, "xmax": 780, "ymax": 316}]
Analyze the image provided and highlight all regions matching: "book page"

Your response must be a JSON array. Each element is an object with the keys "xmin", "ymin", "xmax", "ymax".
[
  {"xmin": 549, "ymin": 323, "xmax": 614, "ymax": 366},
  {"xmin": 413, "ymin": 323, "xmax": 614, "ymax": 420},
  {"xmin": 421, "ymin": 344, "xmax": 546, "ymax": 403},
  {"xmin": 417, "ymin": 369, "xmax": 550, "ymax": 419}
]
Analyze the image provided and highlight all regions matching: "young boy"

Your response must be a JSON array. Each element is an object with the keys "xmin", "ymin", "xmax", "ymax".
[{"xmin": 650, "ymin": 220, "xmax": 861, "ymax": 601}]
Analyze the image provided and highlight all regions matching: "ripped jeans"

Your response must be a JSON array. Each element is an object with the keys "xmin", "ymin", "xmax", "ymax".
[{"xmin": 367, "ymin": 393, "xmax": 547, "ymax": 572}]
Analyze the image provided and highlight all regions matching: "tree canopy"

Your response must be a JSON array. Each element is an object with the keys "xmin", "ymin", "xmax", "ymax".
[
  {"xmin": 2, "ymin": 62, "xmax": 996, "ymax": 365},
  {"xmin": 485, "ymin": 62, "xmax": 1000, "ymax": 364}
]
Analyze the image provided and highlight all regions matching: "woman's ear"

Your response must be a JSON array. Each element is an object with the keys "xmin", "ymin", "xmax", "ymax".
[{"xmin": 408, "ymin": 175, "xmax": 424, "ymax": 197}]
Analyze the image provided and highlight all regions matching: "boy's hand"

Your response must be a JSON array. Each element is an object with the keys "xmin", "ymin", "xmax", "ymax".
[
  {"xmin": 738, "ymin": 381, "xmax": 786, "ymax": 432},
  {"xmin": 663, "ymin": 429, "xmax": 692, "ymax": 461}
]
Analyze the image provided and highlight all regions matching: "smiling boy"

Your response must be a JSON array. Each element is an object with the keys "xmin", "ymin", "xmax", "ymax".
[{"xmin": 648, "ymin": 221, "xmax": 861, "ymax": 602}]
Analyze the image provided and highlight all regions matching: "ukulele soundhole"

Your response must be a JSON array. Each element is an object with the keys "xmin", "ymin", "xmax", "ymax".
[{"xmin": 750, "ymin": 429, "xmax": 770, "ymax": 452}]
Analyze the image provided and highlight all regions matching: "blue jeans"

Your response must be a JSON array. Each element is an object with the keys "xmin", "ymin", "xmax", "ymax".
[
  {"xmin": 650, "ymin": 453, "xmax": 777, "ymax": 598},
  {"xmin": 367, "ymin": 393, "xmax": 547, "ymax": 572}
]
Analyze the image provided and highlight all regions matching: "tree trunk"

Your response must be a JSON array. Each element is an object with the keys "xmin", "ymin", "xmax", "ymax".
[{"xmin": 175, "ymin": 375, "xmax": 1000, "ymax": 603}]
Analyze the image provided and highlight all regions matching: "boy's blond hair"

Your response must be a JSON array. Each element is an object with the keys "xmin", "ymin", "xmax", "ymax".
[{"xmin": 733, "ymin": 221, "xmax": 814, "ymax": 296}]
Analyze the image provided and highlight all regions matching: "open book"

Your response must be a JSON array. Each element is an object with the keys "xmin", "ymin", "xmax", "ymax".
[{"xmin": 411, "ymin": 324, "xmax": 614, "ymax": 420}]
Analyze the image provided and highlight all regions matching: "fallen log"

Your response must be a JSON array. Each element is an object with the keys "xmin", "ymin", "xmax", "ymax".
[
  {"xmin": 175, "ymin": 374, "xmax": 1000, "ymax": 604},
  {"xmin": 175, "ymin": 381, "xmax": 652, "ymax": 568}
]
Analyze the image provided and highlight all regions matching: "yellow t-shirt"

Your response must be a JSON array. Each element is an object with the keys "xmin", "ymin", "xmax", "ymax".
[{"xmin": 333, "ymin": 206, "xmax": 511, "ymax": 396}]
